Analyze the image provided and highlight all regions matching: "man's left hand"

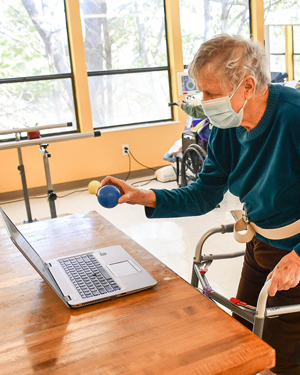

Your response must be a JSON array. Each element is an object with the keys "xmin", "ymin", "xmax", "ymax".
[{"xmin": 267, "ymin": 250, "xmax": 300, "ymax": 296}]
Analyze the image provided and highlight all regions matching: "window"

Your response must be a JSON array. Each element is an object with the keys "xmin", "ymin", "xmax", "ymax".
[
  {"xmin": 264, "ymin": 0, "xmax": 300, "ymax": 25},
  {"xmin": 264, "ymin": 0, "xmax": 300, "ymax": 80},
  {"xmin": 0, "ymin": 0, "xmax": 77, "ymax": 140},
  {"xmin": 293, "ymin": 26, "xmax": 300, "ymax": 79},
  {"xmin": 80, "ymin": 0, "xmax": 172, "ymax": 129},
  {"xmin": 179, "ymin": 0, "xmax": 251, "ymax": 67},
  {"xmin": 268, "ymin": 25, "xmax": 286, "ymax": 73}
]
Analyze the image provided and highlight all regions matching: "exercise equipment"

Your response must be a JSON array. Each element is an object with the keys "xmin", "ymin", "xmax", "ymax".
[
  {"xmin": 97, "ymin": 185, "xmax": 121, "ymax": 208},
  {"xmin": 88, "ymin": 180, "xmax": 101, "ymax": 194},
  {"xmin": 191, "ymin": 223, "xmax": 300, "ymax": 338},
  {"xmin": 39, "ymin": 143, "xmax": 57, "ymax": 219},
  {"xmin": 0, "ymin": 123, "xmax": 101, "ymax": 222}
]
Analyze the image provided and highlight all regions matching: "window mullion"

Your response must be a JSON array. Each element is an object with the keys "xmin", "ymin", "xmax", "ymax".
[
  {"xmin": 285, "ymin": 25, "xmax": 294, "ymax": 81},
  {"xmin": 250, "ymin": 0, "xmax": 265, "ymax": 44},
  {"xmin": 65, "ymin": 0, "xmax": 93, "ymax": 133}
]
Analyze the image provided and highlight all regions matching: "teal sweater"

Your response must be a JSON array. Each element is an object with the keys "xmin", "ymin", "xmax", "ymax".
[{"xmin": 146, "ymin": 84, "xmax": 300, "ymax": 255}]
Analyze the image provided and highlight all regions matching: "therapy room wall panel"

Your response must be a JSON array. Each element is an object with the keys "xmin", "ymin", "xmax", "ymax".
[{"xmin": 0, "ymin": 123, "xmax": 182, "ymax": 196}]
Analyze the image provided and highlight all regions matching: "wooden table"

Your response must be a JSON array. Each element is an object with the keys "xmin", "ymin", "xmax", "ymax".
[{"xmin": 0, "ymin": 211, "xmax": 275, "ymax": 375}]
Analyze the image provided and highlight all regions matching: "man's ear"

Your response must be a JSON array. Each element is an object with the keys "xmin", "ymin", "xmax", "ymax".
[{"xmin": 244, "ymin": 76, "xmax": 256, "ymax": 100}]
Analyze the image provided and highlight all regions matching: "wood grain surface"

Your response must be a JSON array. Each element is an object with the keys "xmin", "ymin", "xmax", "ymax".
[{"xmin": 0, "ymin": 211, "xmax": 275, "ymax": 375}]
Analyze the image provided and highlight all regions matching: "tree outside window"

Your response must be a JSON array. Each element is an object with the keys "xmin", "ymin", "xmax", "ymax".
[
  {"xmin": 179, "ymin": 0, "xmax": 250, "ymax": 67},
  {"xmin": 80, "ymin": 0, "xmax": 172, "ymax": 129},
  {"xmin": 0, "ymin": 0, "xmax": 76, "ymax": 140}
]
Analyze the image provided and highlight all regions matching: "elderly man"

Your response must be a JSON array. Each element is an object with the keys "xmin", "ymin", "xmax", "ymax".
[{"xmin": 99, "ymin": 34, "xmax": 300, "ymax": 375}]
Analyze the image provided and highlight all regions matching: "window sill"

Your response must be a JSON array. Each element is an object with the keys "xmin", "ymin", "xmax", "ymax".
[{"xmin": 99, "ymin": 120, "xmax": 181, "ymax": 133}]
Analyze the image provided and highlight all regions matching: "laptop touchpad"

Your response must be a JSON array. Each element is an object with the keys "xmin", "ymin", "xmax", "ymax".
[{"xmin": 108, "ymin": 261, "xmax": 139, "ymax": 277}]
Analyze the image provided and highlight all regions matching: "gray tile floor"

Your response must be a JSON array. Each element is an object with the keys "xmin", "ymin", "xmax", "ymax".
[{"xmin": 0, "ymin": 177, "xmax": 245, "ymax": 299}]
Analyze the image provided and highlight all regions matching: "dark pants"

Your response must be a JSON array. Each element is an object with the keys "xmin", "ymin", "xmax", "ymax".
[{"xmin": 233, "ymin": 237, "xmax": 300, "ymax": 375}]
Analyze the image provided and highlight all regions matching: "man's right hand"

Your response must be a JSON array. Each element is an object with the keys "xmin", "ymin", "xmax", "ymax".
[{"xmin": 96, "ymin": 176, "xmax": 157, "ymax": 208}]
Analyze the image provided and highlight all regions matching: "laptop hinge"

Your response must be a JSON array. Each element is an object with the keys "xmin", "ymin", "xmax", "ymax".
[
  {"xmin": 63, "ymin": 295, "xmax": 72, "ymax": 302},
  {"xmin": 46, "ymin": 262, "xmax": 52, "ymax": 268}
]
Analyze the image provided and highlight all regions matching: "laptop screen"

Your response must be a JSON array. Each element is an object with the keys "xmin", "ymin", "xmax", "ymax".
[{"xmin": 0, "ymin": 208, "xmax": 63, "ymax": 298}]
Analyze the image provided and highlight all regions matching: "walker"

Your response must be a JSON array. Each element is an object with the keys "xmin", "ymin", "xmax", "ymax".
[{"xmin": 191, "ymin": 223, "xmax": 300, "ymax": 338}]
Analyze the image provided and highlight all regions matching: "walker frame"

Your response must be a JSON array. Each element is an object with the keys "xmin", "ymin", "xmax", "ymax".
[{"xmin": 191, "ymin": 223, "xmax": 300, "ymax": 338}]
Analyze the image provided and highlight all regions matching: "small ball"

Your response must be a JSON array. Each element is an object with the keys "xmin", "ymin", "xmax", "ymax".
[
  {"xmin": 97, "ymin": 185, "xmax": 121, "ymax": 208},
  {"xmin": 88, "ymin": 180, "xmax": 101, "ymax": 194}
]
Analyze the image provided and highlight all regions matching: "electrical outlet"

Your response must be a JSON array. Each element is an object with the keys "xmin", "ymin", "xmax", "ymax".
[{"xmin": 122, "ymin": 144, "xmax": 129, "ymax": 155}]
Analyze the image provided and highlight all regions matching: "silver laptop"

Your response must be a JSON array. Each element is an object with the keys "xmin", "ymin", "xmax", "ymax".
[{"xmin": 0, "ymin": 208, "xmax": 157, "ymax": 308}]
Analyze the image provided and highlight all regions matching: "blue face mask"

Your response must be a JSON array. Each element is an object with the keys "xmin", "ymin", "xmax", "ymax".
[{"xmin": 201, "ymin": 79, "xmax": 247, "ymax": 129}]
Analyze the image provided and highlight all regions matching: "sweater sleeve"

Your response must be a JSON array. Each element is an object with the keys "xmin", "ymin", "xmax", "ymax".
[
  {"xmin": 293, "ymin": 243, "xmax": 300, "ymax": 256},
  {"xmin": 181, "ymin": 103, "xmax": 206, "ymax": 119},
  {"xmin": 145, "ymin": 130, "xmax": 229, "ymax": 219}
]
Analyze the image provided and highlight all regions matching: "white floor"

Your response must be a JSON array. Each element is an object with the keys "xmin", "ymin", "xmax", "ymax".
[{"xmin": 0, "ymin": 176, "xmax": 245, "ymax": 299}]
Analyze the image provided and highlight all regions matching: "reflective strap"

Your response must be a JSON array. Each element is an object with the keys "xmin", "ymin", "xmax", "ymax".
[{"xmin": 232, "ymin": 209, "xmax": 300, "ymax": 243}]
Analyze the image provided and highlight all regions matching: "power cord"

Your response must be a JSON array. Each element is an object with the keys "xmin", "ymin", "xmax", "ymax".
[
  {"xmin": 131, "ymin": 178, "xmax": 157, "ymax": 187},
  {"xmin": 0, "ymin": 195, "xmax": 48, "ymax": 205},
  {"xmin": 57, "ymin": 188, "xmax": 88, "ymax": 198},
  {"xmin": 128, "ymin": 150, "xmax": 157, "ymax": 172},
  {"xmin": 0, "ymin": 150, "xmax": 161, "ymax": 205},
  {"xmin": 124, "ymin": 149, "xmax": 159, "ymax": 186},
  {"xmin": 0, "ymin": 188, "xmax": 89, "ymax": 205},
  {"xmin": 124, "ymin": 152, "xmax": 131, "ymax": 182}
]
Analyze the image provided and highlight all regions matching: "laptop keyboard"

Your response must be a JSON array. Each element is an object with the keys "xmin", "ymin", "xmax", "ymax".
[{"xmin": 59, "ymin": 254, "xmax": 120, "ymax": 299}]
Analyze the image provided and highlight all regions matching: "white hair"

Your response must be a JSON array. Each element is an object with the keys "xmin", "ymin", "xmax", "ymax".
[{"xmin": 188, "ymin": 34, "xmax": 271, "ymax": 92}]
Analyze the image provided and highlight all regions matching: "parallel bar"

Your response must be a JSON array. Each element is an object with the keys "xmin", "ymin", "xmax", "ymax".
[
  {"xmin": 0, "ymin": 122, "xmax": 72, "ymax": 136},
  {"xmin": 41, "ymin": 148, "xmax": 57, "ymax": 219},
  {"xmin": 0, "ymin": 131, "xmax": 101, "ymax": 150},
  {"xmin": 17, "ymin": 147, "xmax": 33, "ymax": 223}
]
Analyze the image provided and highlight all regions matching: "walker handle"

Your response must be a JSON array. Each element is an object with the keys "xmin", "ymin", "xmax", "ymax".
[
  {"xmin": 253, "ymin": 279, "xmax": 271, "ymax": 337},
  {"xmin": 221, "ymin": 223, "xmax": 234, "ymax": 233},
  {"xmin": 256, "ymin": 279, "xmax": 271, "ymax": 318}
]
